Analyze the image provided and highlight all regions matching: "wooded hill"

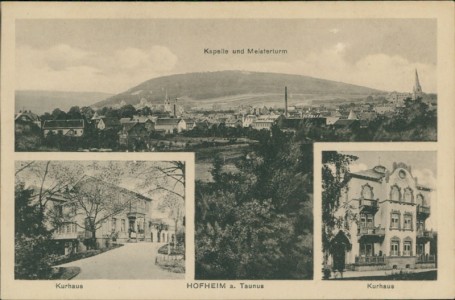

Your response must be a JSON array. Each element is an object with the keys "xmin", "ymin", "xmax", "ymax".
[{"xmin": 94, "ymin": 70, "xmax": 385, "ymax": 108}]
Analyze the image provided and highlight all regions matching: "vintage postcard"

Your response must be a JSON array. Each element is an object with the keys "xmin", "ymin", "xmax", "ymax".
[{"xmin": 1, "ymin": 1, "xmax": 454, "ymax": 299}]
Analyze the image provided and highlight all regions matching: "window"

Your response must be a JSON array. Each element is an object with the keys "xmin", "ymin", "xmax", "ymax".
[
  {"xmin": 403, "ymin": 241, "xmax": 412, "ymax": 256},
  {"xmin": 367, "ymin": 215, "xmax": 374, "ymax": 228},
  {"xmin": 54, "ymin": 205, "xmax": 63, "ymax": 217},
  {"xmin": 112, "ymin": 218, "xmax": 117, "ymax": 232},
  {"xmin": 71, "ymin": 205, "xmax": 78, "ymax": 216},
  {"xmin": 404, "ymin": 214, "xmax": 412, "ymax": 230},
  {"xmin": 391, "ymin": 213, "xmax": 400, "ymax": 229},
  {"xmin": 416, "ymin": 194, "xmax": 425, "ymax": 206},
  {"xmin": 417, "ymin": 220, "xmax": 424, "ymax": 232},
  {"xmin": 137, "ymin": 219, "xmax": 144, "ymax": 234},
  {"xmin": 360, "ymin": 243, "xmax": 374, "ymax": 256},
  {"xmin": 361, "ymin": 184, "xmax": 373, "ymax": 199},
  {"xmin": 417, "ymin": 243, "xmax": 424, "ymax": 255},
  {"xmin": 121, "ymin": 219, "xmax": 126, "ymax": 232},
  {"xmin": 403, "ymin": 188, "xmax": 413, "ymax": 203},
  {"xmin": 360, "ymin": 215, "xmax": 366, "ymax": 228},
  {"xmin": 390, "ymin": 240, "xmax": 400, "ymax": 256},
  {"xmin": 390, "ymin": 186, "xmax": 400, "ymax": 201}
]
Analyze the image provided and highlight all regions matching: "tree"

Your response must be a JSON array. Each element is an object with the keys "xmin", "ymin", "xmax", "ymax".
[
  {"xmin": 119, "ymin": 104, "xmax": 137, "ymax": 118},
  {"xmin": 139, "ymin": 106, "xmax": 152, "ymax": 116},
  {"xmin": 67, "ymin": 106, "xmax": 82, "ymax": 119},
  {"xmin": 51, "ymin": 108, "xmax": 67, "ymax": 120},
  {"xmin": 321, "ymin": 151, "xmax": 358, "ymax": 272},
  {"xmin": 62, "ymin": 176, "xmax": 130, "ymax": 249},
  {"xmin": 128, "ymin": 161, "xmax": 185, "ymax": 248},
  {"xmin": 81, "ymin": 106, "xmax": 95, "ymax": 120},
  {"xmin": 195, "ymin": 128, "xmax": 313, "ymax": 280},
  {"xmin": 15, "ymin": 183, "xmax": 53, "ymax": 279},
  {"xmin": 16, "ymin": 161, "xmax": 127, "ymax": 250},
  {"xmin": 15, "ymin": 161, "xmax": 74, "ymax": 224}
]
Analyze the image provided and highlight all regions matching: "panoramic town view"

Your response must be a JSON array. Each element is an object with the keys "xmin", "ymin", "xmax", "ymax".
[
  {"xmin": 14, "ymin": 19, "xmax": 436, "ymax": 280},
  {"xmin": 15, "ymin": 160, "xmax": 185, "ymax": 280},
  {"xmin": 322, "ymin": 151, "xmax": 437, "ymax": 280}
]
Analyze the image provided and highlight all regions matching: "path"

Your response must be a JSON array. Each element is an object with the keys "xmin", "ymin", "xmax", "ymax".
[{"xmin": 56, "ymin": 242, "xmax": 184, "ymax": 280}]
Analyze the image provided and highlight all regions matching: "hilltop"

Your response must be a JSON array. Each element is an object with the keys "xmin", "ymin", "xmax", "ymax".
[
  {"xmin": 94, "ymin": 70, "xmax": 385, "ymax": 109},
  {"xmin": 16, "ymin": 90, "xmax": 113, "ymax": 115}
]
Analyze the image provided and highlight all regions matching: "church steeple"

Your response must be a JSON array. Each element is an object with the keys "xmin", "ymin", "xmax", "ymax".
[
  {"xmin": 164, "ymin": 89, "xmax": 172, "ymax": 112},
  {"xmin": 413, "ymin": 69, "xmax": 423, "ymax": 100}
]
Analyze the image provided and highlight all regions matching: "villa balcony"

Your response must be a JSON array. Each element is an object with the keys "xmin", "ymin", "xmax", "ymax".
[
  {"xmin": 127, "ymin": 211, "xmax": 146, "ymax": 219},
  {"xmin": 355, "ymin": 255, "xmax": 386, "ymax": 265},
  {"xmin": 358, "ymin": 198, "xmax": 379, "ymax": 214},
  {"xmin": 416, "ymin": 254, "xmax": 436, "ymax": 263},
  {"xmin": 417, "ymin": 205, "xmax": 430, "ymax": 219},
  {"xmin": 357, "ymin": 226, "xmax": 386, "ymax": 243},
  {"xmin": 53, "ymin": 231, "xmax": 85, "ymax": 240},
  {"xmin": 416, "ymin": 229, "xmax": 435, "ymax": 242}
]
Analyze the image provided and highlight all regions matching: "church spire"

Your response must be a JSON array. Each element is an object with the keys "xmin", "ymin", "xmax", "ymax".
[{"xmin": 413, "ymin": 69, "xmax": 423, "ymax": 100}]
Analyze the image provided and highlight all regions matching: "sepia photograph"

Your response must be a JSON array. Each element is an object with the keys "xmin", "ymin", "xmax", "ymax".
[
  {"xmin": 14, "ymin": 160, "xmax": 186, "ymax": 280},
  {"xmin": 2, "ymin": 2, "xmax": 454, "ymax": 299},
  {"xmin": 15, "ymin": 19, "xmax": 437, "ymax": 154},
  {"xmin": 12, "ymin": 18, "xmax": 439, "ymax": 280},
  {"xmin": 322, "ymin": 151, "xmax": 437, "ymax": 280}
]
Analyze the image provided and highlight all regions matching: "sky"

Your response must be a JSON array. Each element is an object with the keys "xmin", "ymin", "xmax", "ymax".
[
  {"xmin": 341, "ymin": 151, "xmax": 437, "ymax": 230},
  {"xmin": 16, "ymin": 19, "xmax": 437, "ymax": 94}
]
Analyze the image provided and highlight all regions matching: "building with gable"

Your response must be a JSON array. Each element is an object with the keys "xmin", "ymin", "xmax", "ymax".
[
  {"xmin": 155, "ymin": 118, "xmax": 186, "ymax": 134},
  {"xmin": 47, "ymin": 176, "xmax": 176, "ymax": 255},
  {"xmin": 42, "ymin": 119, "xmax": 85, "ymax": 137},
  {"xmin": 327, "ymin": 162, "xmax": 436, "ymax": 272}
]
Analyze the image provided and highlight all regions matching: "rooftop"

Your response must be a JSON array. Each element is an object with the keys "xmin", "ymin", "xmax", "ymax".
[{"xmin": 43, "ymin": 119, "xmax": 84, "ymax": 129}]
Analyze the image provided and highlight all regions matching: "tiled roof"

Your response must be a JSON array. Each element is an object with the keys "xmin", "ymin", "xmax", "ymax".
[
  {"xmin": 350, "ymin": 169, "xmax": 385, "ymax": 181},
  {"xmin": 333, "ymin": 119, "xmax": 358, "ymax": 126},
  {"xmin": 43, "ymin": 119, "xmax": 84, "ymax": 129},
  {"xmin": 101, "ymin": 118, "xmax": 121, "ymax": 127},
  {"xmin": 156, "ymin": 118, "xmax": 181, "ymax": 126},
  {"xmin": 15, "ymin": 112, "xmax": 40, "ymax": 122},
  {"xmin": 120, "ymin": 118, "xmax": 132, "ymax": 124},
  {"xmin": 122, "ymin": 122, "xmax": 138, "ymax": 132}
]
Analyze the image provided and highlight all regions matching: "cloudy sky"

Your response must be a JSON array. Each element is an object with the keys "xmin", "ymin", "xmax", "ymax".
[
  {"xmin": 342, "ymin": 151, "xmax": 437, "ymax": 229},
  {"xmin": 16, "ymin": 19, "xmax": 437, "ymax": 94}
]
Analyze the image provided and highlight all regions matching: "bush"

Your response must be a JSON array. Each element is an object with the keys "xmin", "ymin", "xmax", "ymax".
[
  {"xmin": 15, "ymin": 236, "xmax": 53, "ymax": 279},
  {"xmin": 323, "ymin": 267, "xmax": 332, "ymax": 279},
  {"xmin": 158, "ymin": 243, "xmax": 184, "ymax": 255},
  {"xmin": 156, "ymin": 258, "xmax": 185, "ymax": 273}
]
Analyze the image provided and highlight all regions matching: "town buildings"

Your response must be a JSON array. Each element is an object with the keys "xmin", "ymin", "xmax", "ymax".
[
  {"xmin": 15, "ymin": 70, "xmax": 435, "ymax": 151},
  {"xmin": 327, "ymin": 162, "xmax": 436, "ymax": 272}
]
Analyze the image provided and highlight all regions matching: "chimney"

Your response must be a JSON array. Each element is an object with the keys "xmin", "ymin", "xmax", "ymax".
[
  {"xmin": 173, "ymin": 103, "xmax": 176, "ymax": 118},
  {"xmin": 285, "ymin": 86, "xmax": 288, "ymax": 117}
]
